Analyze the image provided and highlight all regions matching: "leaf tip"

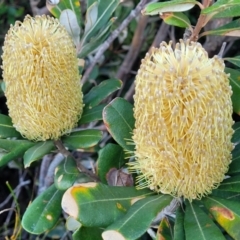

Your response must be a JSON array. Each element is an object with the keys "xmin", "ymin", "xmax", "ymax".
[
  {"xmin": 131, "ymin": 196, "xmax": 145, "ymax": 205},
  {"xmin": 62, "ymin": 187, "xmax": 79, "ymax": 218},
  {"xmin": 102, "ymin": 230, "xmax": 126, "ymax": 240}
]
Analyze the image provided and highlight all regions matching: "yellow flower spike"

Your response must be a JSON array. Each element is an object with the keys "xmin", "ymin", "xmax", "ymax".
[
  {"xmin": 1, "ymin": 15, "xmax": 83, "ymax": 141},
  {"xmin": 129, "ymin": 40, "xmax": 234, "ymax": 201}
]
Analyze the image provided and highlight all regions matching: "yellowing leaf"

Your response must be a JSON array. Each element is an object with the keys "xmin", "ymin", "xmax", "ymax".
[
  {"xmin": 143, "ymin": 0, "xmax": 197, "ymax": 16},
  {"xmin": 201, "ymin": 19, "xmax": 240, "ymax": 37},
  {"xmin": 202, "ymin": 196, "xmax": 240, "ymax": 239},
  {"xmin": 61, "ymin": 183, "xmax": 152, "ymax": 227}
]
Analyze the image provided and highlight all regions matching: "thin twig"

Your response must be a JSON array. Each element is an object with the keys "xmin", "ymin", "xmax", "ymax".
[
  {"xmin": 151, "ymin": 198, "xmax": 181, "ymax": 226},
  {"xmin": 0, "ymin": 180, "xmax": 30, "ymax": 208},
  {"xmin": 4, "ymin": 170, "xmax": 28, "ymax": 227},
  {"xmin": 81, "ymin": 0, "xmax": 150, "ymax": 84},
  {"xmin": 149, "ymin": 21, "xmax": 170, "ymax": 50},
  {"xmin": 189, "ymin": 0, "xmax": 212, "ymax": 41},
  {"xmin": 38, "ymin": 154, "xmax": 53, "ymax": 195},
  {"xmin": 54, "ymin": 140, "xmax": 99, "ymax": 182},
  {"xmin": 29, "ymin": 0, "xmax": 49, "ymax": 16},
  {"xmin": 116, "ymin": 15, "xmax": 149, "ymax": 82},
  {"xmin": 38, "ymin": 153, "xmax": 64, "ymax": 195}
]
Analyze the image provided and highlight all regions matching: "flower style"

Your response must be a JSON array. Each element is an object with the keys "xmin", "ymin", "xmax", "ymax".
[
  {"xmin": 129, "ymin": 40, "xmax": 234, "ymax": 200},
  {"xmin": 1, "ymin": 15, "xmax": 83, "ymax": 141}
]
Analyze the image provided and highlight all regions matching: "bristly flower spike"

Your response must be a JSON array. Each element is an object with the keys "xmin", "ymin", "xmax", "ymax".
[
  {"xmin": 1, "ymin": 15, "xmax": 83, "ymax": 141},
  {"xmin": 129, "ymin": 39, "xmax": 234, "ymax": 201}
]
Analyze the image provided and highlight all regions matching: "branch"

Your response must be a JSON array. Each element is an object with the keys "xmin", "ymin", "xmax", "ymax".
[
  {"xmin": 54, "ymin": 140, "xmax": 99, "ymax": 182},
  {"xmin": 189, "ymin": 0, "xmax": 213, "ymax": 41},
  {"xmin": 116, "ymin": 15, "xmax": 148, "ymax": 82},
  {"xmin": 81, "ymin": 0, "xmax": 150, "ymax": 84},
  {"xmin": 151, "ymin": 198, "xmax": 181, "ymax": 226}
]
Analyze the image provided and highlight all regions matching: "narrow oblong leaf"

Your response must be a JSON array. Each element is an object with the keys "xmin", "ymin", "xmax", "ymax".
[
  {"xmin": 225, "ymin": 68, "xmax": 240, "ymax": 115},
  {"xmin": 81, "ymin": 0, "xmax": 119, "ymax": 44},
  {"xmin": 161, "ymin": 12, "xmax": 191, "ymax": 28},
  {"xmin": 157, "ymin": 217, "xmax": 173, "ymax": 240},
  {"xmin": 59, "ymin": 9, "xmax": 81, "ymax": 46},
  {"xmin": 232, "ymin": 122, "xmax": 240, "ymax": 144},
  {"xmin": 211, "ymin": 189, "xmax": 240, "ymax": 201},
  {"xmin": 97, "ymin": 143, "xmax": 125, "ymax": 183},
  {"xmin": 54, "ymin": 156, "xmax": 90, "ymax": 190},
  {"xmin": 103, "ymin": 98, "xmax": 135, "ymax": 151},
  {"xmin": 0, "ymin": 114, "xmax": 21, "ymax": 138},
  {"xmin": 102, "ymin": 194, "xmax": 173, "ymax": 240},
  {"xmin": 61, "ymin": 182, "xmax": 153, "ymax": 227},
  {"xmin": 202, "ymin": 0, "xmax": 240, "ymax": 18},
  {"xmin": 62, "ymin": 129, "xmax": 102, "ymax": 150},
  {"xmin": 0, "ymin": 139, "xmax": 35, "ymax": 167},
  {"xmin": 228, "ymin": 122, "xmax": 240, "ymax": 173},
  {"xmin": 78, "ymin": 17, "xmax": 115, "ymax": 58},
  {"xmin": 79, "ymin": 104, "xmax": 106, "ymax": 124},
  {"xmin": 84, "ymin": 2, "xmax": 98, "ymax": 34},
  {"xmin": 218, "ymin": 175, "xmax": 240, "ymax": 192},
  {"xmin": 23, "ymin": 141, "xmax": 55, "ymax": 167},
  {"xmin": 22, "ymin": 184, "xmax": 64, "ymax": 234},
  {"xmin": 202, "ymin": 195, "xmax": 240, "ymax": 239},
  {"xmin": 225, "ymin": 56, "xmax": 240, "ymax": 68},
  {"xmin": 143, "ymin": 0, "xmax": 196, "ymax": 16},
  {"xmin": 47, "ymin": 0, "xmax": 81, "ymax": 28},
  {"xmin": 184, "ymin": 201, "xmax": 225, "ymax": 240},
  {"xmin": 201, "ymin": 19, "xmax": 240, "ymax": 37},
  {"xmin": 83, "ymin": 79, "xmax": 122, "ymax": 109},
  {"xmin": 174, "ymin": 206, "xmax": 185, "ymax": 240},
  {"xmin": 73, "ymin": 227, "xmax": 103, "ymax": 240}
]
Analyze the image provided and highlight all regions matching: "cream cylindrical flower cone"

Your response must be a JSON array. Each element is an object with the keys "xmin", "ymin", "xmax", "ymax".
[
  {"xmin": 129, "ymin": 40, "xmax": 234, "ymax": 201},
  {"xmin": 1, "ymin": 15, "xmax": 83, "ymax": 141}
]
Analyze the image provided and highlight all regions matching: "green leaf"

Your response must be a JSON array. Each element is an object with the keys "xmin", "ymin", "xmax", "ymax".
[
  {"xmin": 59, "ymin": 9, "xmax": 81, "ymax": 46},
  {"xmin": 184, "ymin": 201, "xmax": 225, "ymax": 240},
  {"xmin": 157, "ymin": 217, "xmax": 173, "ymax": 240},
  {"xmin": 225, "ymin": 68, "xmax": 240, "ymax": 115},
  {"xmin": 143, "ymin": 0, "xmax": 197, "ymax": 16},
  {"xmin": 0, "ymin": 139, "xmax": 35, "ymax": 167},
  {"xmin": 202, "ymin": 0, "xmax": 240, "ymax": 18},
  {"xmin": 73, "ymin": 227, "xmax": 104, "ymax": 240},
  {"xmin": 103, "ymin": 98, "xmax": 135, "ymax": 151},
  {"xmin": 217, "ymin": 175, "xmax": 240, "ymax": 192},
  {"xmin": 211, "ymin": 189, "xmax": 240, "ymax": 201},
  {"xmin": 47, "ymin": 0, "xmax": 81, "ymax": 28},
  {"xmin": 61, "ymin": 182, "xmax": 153, "ymax": 227},
  {"xmin": 62, "ymin": 129, "xmax": 102, "ymax": 150},
  {"xmin": 84, "ymin": 2, "xmax": 98, "ymax": 34},
  {"xmin": 225, "ymin": 56, "xmax": 240, "ymax": 68},
  {"xmin": 80, "ymin": 0, "xmax": 119, "ymax": 45},
  {"xmin": 174, "ymin": 206, "xmax": 185, "ymax": 240},
  {"xmin": 228, "ymin": 122, "xmax": 240, "ymax": 173},
  {"xmin": 54, "ymin": 156, "xmax": 90, "ymax": 190},
  {"xmin": 22, "ymin": 184, "xmax": 64, "ymax": 234},
  {"xmin": 97, "ymin": 143, "xmax": 125, "ymax": 184},
  {"xmin": 161, "ymin": 12, "xmax": 191, "ymax": 28},
  {"xmin": 232, "ymin": 121, "xmax": 240, "ymax": 144},
  {"xmin": 201, "ymin": 19, "xmax": 240, "ymax": 37},
  {"xmin": 23, "ymin": 141, "xmax": 55, "ymax": 167},
  {"xmin": 78, "ymin": 17, "xmax": 115, "ymax": 58},
  {"xmin": 79, "ymin": 104, "xmax": 106, "ymax": 124},
  {"xmin": 102, "ymin": 194, "xmax": 173, "ymax": 240},
  {"xmin": 202, "ymin": 195, "xmax": 240, "ymax": 239},
  {"xmin": 83, "ymin": 79, "xmax": 122, "ymax": 109},
  {"xmin": 87, "ymin": 0, "xmax": 96, "ymax": 8},
  {"xmin": 0, "ymin": 114, "xmax": 21, "ymax": 139}
]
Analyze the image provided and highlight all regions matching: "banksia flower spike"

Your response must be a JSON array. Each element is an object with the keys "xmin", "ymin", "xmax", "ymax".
[
  {"xmin": 129, "ymin": 40, "xmax": 234, "ymax": 201},
  {"xmin": 2, "ymin": 15, "xmax": 83, "ymax": 141}
]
